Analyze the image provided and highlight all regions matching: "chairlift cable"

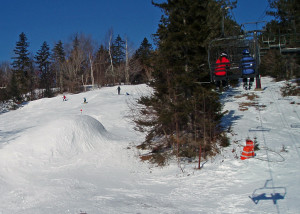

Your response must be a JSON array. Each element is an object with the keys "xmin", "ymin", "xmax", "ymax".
[
  {"xmin": 229, "ymin": 7, "xmax": 237, "ymax": 25},
  {"xmin": 256, "ymin": 102, "xmax": 281, "ymax": 214},
  {"xmin": 257, "ymin": 2, "xmax": 270, "ymax": 22},
  {"xmin": 269, "ymin": 86, "xmax": 300, "ymax": 158}
]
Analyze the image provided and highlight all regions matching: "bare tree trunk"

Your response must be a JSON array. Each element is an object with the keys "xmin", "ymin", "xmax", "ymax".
[
  {"xmin": 108, "ymin": 32, "xmax": 115, "ymax": 85},
  {"xmin": 81, "ymin": 74, "xmax": 89, "ymax": 91},
  {"xmin": 82, "ymin": 75, "xmax": 85, "ymax": 91},
  {"xmin": 59, "ymin": 64, "xmax": 64, "ymax": 93},
  {"xmin": 125, "ymin": 38, "xmax": 130, "ymax": 84},
  {"xmin": 198, "ymin": 144, "xmax": 202, "ymax": 169},
  {"xmin": 89, "ymin": 53, "xmax": 95, "ymax": 88},
  {"xmin": 202, "ymin": 91, "xmax": 206, "ymax": 167}
]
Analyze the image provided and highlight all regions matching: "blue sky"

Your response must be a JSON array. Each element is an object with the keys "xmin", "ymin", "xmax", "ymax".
[{"xmin": 0, "ymin": 0, "xmax": 272, "ymax": 63}]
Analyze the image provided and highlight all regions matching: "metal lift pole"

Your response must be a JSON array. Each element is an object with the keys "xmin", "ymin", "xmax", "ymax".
[{"xmin": 254, "ymin": 31, "xmax": 262, "ymax": 89}]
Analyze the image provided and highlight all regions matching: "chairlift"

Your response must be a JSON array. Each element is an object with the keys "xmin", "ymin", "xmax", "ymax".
[
  {"xmin": 262, "ymin": 35, "xmax": 276, "ymax": 44},
  {"xmin": 260, "ymin": 32, "xmax": 300, "ymax": 54},
  {"xmin": 269, "ymin": 35, "xmax": 286, "ymax": 49},
  {"xmin": 208, "ymin": 31, "xmax": 260, "ymax": 87},
  {"xmin": 248, "ymin": 126, "xmax": 271, "ymax": 132},
  {"xmin": 290, "ymin": 123, "xmax": 300, "ymax": 128},
  {"xmin": 278, "ymin": 97, "xmax": 292, "ymax": 101},
  {"xmin": 249, "ymin": 179, "xmax": 286, "ymax": 205}
]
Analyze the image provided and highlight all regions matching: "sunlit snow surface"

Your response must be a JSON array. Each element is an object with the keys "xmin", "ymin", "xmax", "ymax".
[{"xmin": 0, "ymin": 78, "xmax": 299, "ymax": 214}]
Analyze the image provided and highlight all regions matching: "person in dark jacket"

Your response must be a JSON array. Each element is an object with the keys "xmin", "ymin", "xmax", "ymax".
[
  {"xmin": 241, "ymin": 49, "xmax": 255, "ymax": 90},
  {"xmin": 214, "ymin": 52, "xmax": 230, "ymax": 89},
  {"xmin": 117, "ymin": 86, "xmax": 121, "ymax": 95}
]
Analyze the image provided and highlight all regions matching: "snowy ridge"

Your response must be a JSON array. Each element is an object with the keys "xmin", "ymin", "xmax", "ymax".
[{"xmin": 1, "ymin": 115, "xmax": 110, "ymax": 162}]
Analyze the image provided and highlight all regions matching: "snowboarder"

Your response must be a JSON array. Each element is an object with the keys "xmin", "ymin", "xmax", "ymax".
[
  {"xmin": 63, "ymin": 95, "xmax": 67, "ymax": 101},
  {"xmin": 214, "ymin": 52, "xmax": 230, "ymax": 90},
  {"xmin": 83, "ymin": 97, "xmax": 87, "ymax": 103},
  {"xmin": 240, "ymin": 49, "xmax": 255, "ymax": 90},
  {"xmin": 117, "ymin": 86, "xmax": 121, "ymax": 95}
]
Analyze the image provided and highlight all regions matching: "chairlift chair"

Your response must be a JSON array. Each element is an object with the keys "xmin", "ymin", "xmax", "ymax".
[
  {"xmin": 208, "ymin": 32, "xmax": 260, "ymax": 86},
  {"xmin": 260, "ymin": 33, "xmax": 300, "ymax": 54},
  {"xmin": 249, "ymin": 179, "xmax": 286, "ymax": 205}
]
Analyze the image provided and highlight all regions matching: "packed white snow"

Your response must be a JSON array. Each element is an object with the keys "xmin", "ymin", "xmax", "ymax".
[{"xmin": 0, "ymin": 77, "xmax": 299, "ymax": 214}]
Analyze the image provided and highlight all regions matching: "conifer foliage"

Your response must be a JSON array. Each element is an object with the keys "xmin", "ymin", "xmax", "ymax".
[
  {"xmin": 51, "ymin": 40, "xmax": 66, "ymax": 92},
  {"xmin": 260, "ymin": 0, "xmax": 300, "ymax": 80},
  {"xmin": 134, "ymin": 0, "xmax": 224, "ymax": 165},
  {"xmin": 11, "ymin": 32, "xmax": 32, "ymax": 100},
  {"xmin": 35, "ymin": 41, "xmax": 53, "ymax": 97},
  {"xmin": 130, "ymin": 38, "xmax": 154, "ymax": 84}
]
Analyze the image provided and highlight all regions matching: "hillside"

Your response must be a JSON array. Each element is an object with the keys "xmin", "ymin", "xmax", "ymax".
[{"xmin": 0, "ymin": 77, "xmax": 299, "ymax": 213}]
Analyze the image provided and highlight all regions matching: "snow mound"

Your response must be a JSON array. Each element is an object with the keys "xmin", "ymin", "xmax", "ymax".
[{"xmin": 0, "ymin": 115, "xmax": 112, "ymax": 166}]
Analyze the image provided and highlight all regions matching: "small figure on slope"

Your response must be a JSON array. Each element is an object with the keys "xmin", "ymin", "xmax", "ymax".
[
  {"xmin": 63, "ymin": 95, "xmax": 67, "ymax": 101},
  {"xmin": 83, "ymin": 97, "xmax": 87, "ymax": 104},
  {"xmin": 117, "ymin": 86, "xmax": 121, "ymax": 95}
]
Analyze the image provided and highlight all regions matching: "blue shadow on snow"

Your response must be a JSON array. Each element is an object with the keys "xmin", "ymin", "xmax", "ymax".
[{"xmin": 249, "ymin": 179, "xmax": 286, "ymax": 205}]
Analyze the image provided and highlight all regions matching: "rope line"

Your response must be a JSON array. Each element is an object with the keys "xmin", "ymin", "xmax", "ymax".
[{"xmin": 253, "ymin": 147, "xmax": 285, "ymax": 163}]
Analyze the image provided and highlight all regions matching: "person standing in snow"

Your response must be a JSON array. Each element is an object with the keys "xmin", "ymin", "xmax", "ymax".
[
  {"xmin": 117, "ymin": 86, "xmax": 121, "ymax": 95},
  {"xmin": 240, "ymin": 49, "xmax": 255, "ymax": 90},
  {"xmin": 214, "ymin": 52, "xmax": 230, "ymax": 89},
  {"xmin": 63, "ymin": 95, "xmax": 66, "ymax": 101},
  {"xmin": 83, "ymin": 97, "xmax": 87, "ymax": 103}
]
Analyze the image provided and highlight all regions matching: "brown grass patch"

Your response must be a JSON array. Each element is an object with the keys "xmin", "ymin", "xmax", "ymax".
[
  {"xmin": 234, "ymin": 93, "xmax": 258, "ymax": 101},
  {"xmin": 238, "ymin": 102, "xmax": 266, "ymax": 111},
  {"xmin": 140, "ymin": 154, "xmax": 152, "ymax": 161},
  {"xmin": 235, "ymin": 93, "xmax": 262, "ymax": 111}
]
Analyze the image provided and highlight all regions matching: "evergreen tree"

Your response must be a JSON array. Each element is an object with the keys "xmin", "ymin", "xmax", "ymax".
[
  {"xmin": 268, "ymin": 0, "xmax": 300, "ymax": 34},
  {"xmin": 52, "ymin": 40, "xmax": 65, "ymax": 92},
  {"xmin": 8, "ymin": 72, "xmax": 22, "ymax": 103},
  {"xmin": 261, "ymin": 0, "xmax": 300, "ymax": 79},
  {"xmin": 95, "ymin": 45, "xmax": 110, "ymax": 86},
  {"xmin": 35, "ymin": 41, "xmax": 53, "ymax": 97},
  {"xmin": 52, "ymin": 41, "xmax": 65, "ymax": 63},
  {"xmin": 112, "ymin": 34, "xmax": 125, "ymax": 65},
  {"xmin": 134, "ymin": 37, "xmax": 153, "ymax": 65},
  {"xmin": 11, "ymin": 32, "xmax": 32, "ymax": 97},
  {"xmin": 130, "ymin": 38, "xmax": 154, "ymax": 83},
  {"xmin": 134, "ymin": 0, "xmax": 223, "ymax": 164},
  {"xmin": 111, "ymin": 34, "xmax": 126, "ymax": 84}
]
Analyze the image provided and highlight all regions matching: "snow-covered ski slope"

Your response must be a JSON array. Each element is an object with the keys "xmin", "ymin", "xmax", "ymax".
[{"xmin": 0, "ymin": 77, "xmax": 299, "ymax": 214}]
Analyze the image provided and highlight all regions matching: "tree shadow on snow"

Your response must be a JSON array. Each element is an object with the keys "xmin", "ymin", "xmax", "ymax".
[
  {"xmin": 249, "ymin": 179, "xmax": 286, "ymax": 205},
  {"xmin": 220, "ymin": 110, "xmax": 243, "ymax": 131},
  {"xmin": 0, "ymin": 127, "xmax": 34, "ymax": 147}
]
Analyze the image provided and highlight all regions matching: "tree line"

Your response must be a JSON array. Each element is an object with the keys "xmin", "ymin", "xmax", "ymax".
[
  {"xmin": 0, "ymin": 32, "xmax": 154, "ymax": 103},
  {"xmin": 259, "ymin": 0, "xmax": 300, "ymax": 80}
]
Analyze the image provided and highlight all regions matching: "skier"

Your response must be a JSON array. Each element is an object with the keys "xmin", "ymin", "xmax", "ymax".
[
  {"xmin": 63, "ymin": 95, "xmax": 67, "ymax": 101},
  {"xmin": 117, "ymin": 86, "xmax": 121, "ymax": 95},
  {"xmin": 83, "ymin": 97, "xmax": 87, "ymax": 103},
  {"xmin": 214, "ymin": 52, "xmax": 230, "ymax": 90},
  {"xmin": 240, "ymin": 49, "xmax": 255, "ymax": 90}
]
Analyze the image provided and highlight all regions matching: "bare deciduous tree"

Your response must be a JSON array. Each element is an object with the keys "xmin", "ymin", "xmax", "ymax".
[
  {"xmin": 107, "ymin": 29, "xmax": 115, "ymax": 85},
  {"xmin": 125, "ymin": 37, "xmax": 130, "ymax": 84}
]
